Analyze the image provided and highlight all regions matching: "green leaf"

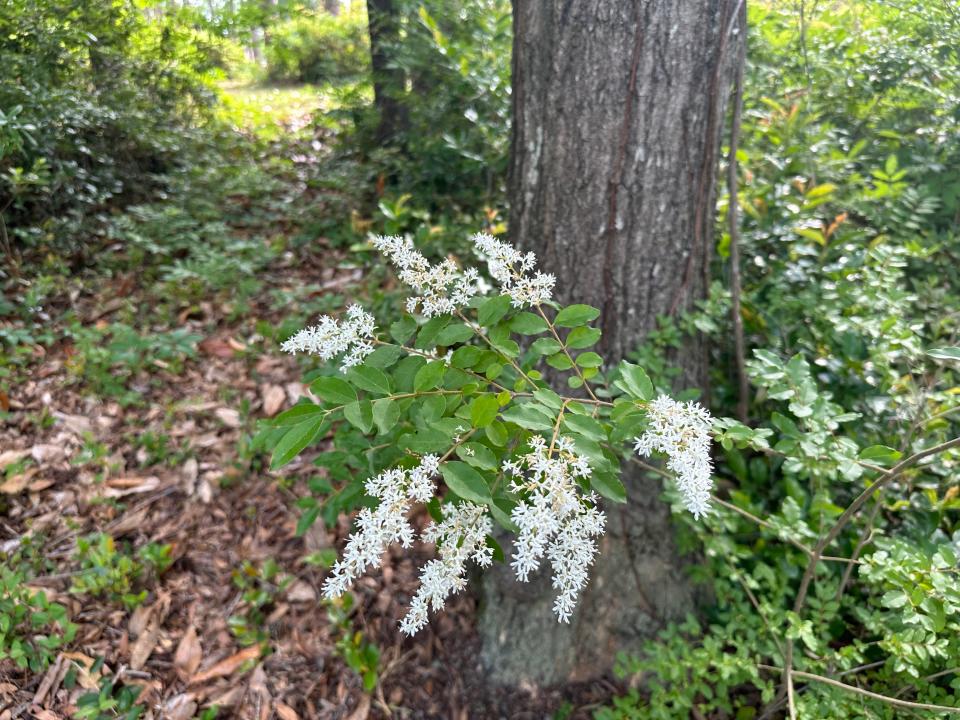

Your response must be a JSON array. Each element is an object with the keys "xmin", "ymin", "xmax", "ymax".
[
  {"xmin": 478, "ymin": 295, "xmax": 512, "ymax": 327},
  {"xmin": 373, "ymin": 398, "xmax": 400, "ymax": 435},
  {"xmin": 457, "ymin": 443, "xmax": 498, "ymax": 470},
  {"xmin": 566, "ymin": 326, "xmax": 602, "ymax": 349},
  {"xmin": 402, "ymin": 428, "xmax": 449, "ymax": 453},
  {"xmin": 485, "ymin": 421, "xmax": 508, "ymax": 447},
  {"xmin": 470, "ymin": 394, "xmax": 500, "ymax": 428},
  {"xmin": 440, "ymin": 462, "xmax": 493, "ymax": 504},
  {"xmin": 858, "ymin": 445, "xmax": 902, "ymax": 464},
  {"xmin": 563, "ymin": 414, "xmax": 606, "ymax": 441},
  {"xmin": 273, "ymin": 403, "xmax": 326, "ymax": 427},
  {"xmin": 296, "ymin": 506, "xmax": 320, "ymax": 536},
  {"xmin": 575, "ymin": 352, "xmax": 603, "ymax": 368},
  {"xmin": 927, "ymin": 347, "xmax": 960, "ymax": 362},
  {"xmin": 415, "ymin": 316, "xmax": 451, "ymax": 349},
  {"xmin": 346, "ymin": 366, "xmax": 392, "ymax": 396},
  {"xmin": 510, "ymin": 312, "xmax": 549, "ymax": 335},
  {"xmin": 390, "ymin": 316, "xmax": 417, "ymax": 344},
  {"xmin": 309, "ymin": 377, "xmax": 357, "ymax": 405},
  {"xmin": 451, "ymin": 345, "xmax": 484, "ymax": 368},
  {"xmin": 343, "ymin": 400, "xmax": 374, "ymax": 433},
  {"xmin": 590, "ymin": 472, "xmax": 627, "ymax": 503},
  {"xmin": 436, "ymin": 322, "xmax": 474, "ymax": 346},
  {"xmin": 530, "ymin": 338, "xmax": 562, "ymax": 355},
  {"xmin": 616, "ymin": 362, "xmax": 654, "ymax": 400},
  {"xmin": 488, "ymin": 500, "xmax": 518, "ymax": 532},
  {"xmin": 546, "ymin": 352, "xmax": 574, "ymax": 370},
  {"xmin": 271, "ymin": 417, "xmax": 326, "ymax": 470},
  {"xmin": 533, "ymin": 388, "xmax": 563, "ymax": 410},
  {"xmin": 364, "ymin": 345, "xmax": 403, "ymax": 369},
  {"xmin": 555, "ymin": 304, "xmax": 601, "ymax": 327},
  {"xmin": 488, "ymin": 325, "xmax": 520, "ymax": 357},
  {"xmin": 501, "ymin": 403, "xmax": 555, "ymax": 431},
  {"xmin": 414, "ymin": 360, "xmax": 446, "ymax": 391}
]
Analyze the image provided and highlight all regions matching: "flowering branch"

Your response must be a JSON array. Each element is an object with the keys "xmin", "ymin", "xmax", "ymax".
[{"xmin": 274, "ymin": 232, "xmax": 717, "ymax": 633}]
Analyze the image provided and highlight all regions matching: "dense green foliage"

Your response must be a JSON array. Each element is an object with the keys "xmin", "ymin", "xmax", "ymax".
[{"xmin": 0, "ymin": 0, "xmax": 225, "ymax": 248}]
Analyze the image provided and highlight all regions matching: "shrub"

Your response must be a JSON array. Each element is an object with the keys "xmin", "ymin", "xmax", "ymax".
[{"xmin": 264, "ymin": 11, "xmax": 370, "ymax": 85}]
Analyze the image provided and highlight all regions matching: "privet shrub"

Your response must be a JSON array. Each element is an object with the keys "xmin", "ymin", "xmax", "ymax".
[{"xmin": 267, "ymin": 231, "xmax": 960, "ymax": 717}]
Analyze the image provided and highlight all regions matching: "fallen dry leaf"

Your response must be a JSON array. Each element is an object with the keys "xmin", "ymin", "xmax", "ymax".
[
  {"xmin": 0, "ymin": 448, "xmax": 30, "ymax": 468},
  {"xmin": 130, "ymin": 594, "xmax": 170, "ymax": 670},
  {"xmin": 346, "ymin": 693, "xmax": 371, "ymax": 720},
  {"xmin": 33, "ymin": 654, "xmax": 67, "ymax": 706},
  {"xmin": 198, "ymin": 337, "xmax": 236, "ymax": 358},
  {"xmin": 247, "ymin": 665, "xmax": 271, "ymax": 720},
  {"xmin": 53, "ymin": 412, "xmax": 92, "ymax": 436},
  {"xmin": 129, "ymin": 620, "xmax": 161, "ymax": 671},
  {"xmin": 31, "ymin": 444, "xmax": 65, "ymax": 463},
  {"xmin": 275, "ymin": 702, "xmax": 299, "ymax": 720},
  {"xmin": 189, "ymin": 644, "xmax": 260, "ymax": 685},
  {"xmin": 215, "ymin": 407, "xmax": 241, "ymax": 428},
  {"xmin": 163, "ymin": 694, "xmax": 198, "ymax": 720},
  {"xmin": 261, "ymin": 384, "xmax": 285, "ymax": 417},
  {"xmin": 181, "ymin": 457, "xmax": 198, "ymax": 494},
  {"xmin": 0, "ymin": 469, "xmax": 36, "ymax": 494},
  {"xmin": 28, "ymin": 709, "xmax": 60, "ymax": 720},
  {"xmin": 103, "ymin": 476, "xmax": 162, "ymax": 498},
  {"xmin": 174, "ymin": 626, "xmax": 203, "ymax": 680},
  {"xmin": 286, "ymin": 580, "xmax": 316, "ymax": 603}
]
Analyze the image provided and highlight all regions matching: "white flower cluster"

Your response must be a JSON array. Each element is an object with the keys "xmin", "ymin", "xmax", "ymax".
[
  {"xmin": 473, "ymin": 233, "xmax": 555, "ymax": 308},
  {"xmin": 634, "ymin": 395, "xmax": 714, "ymax": 519},
  {"xmin": 372, "ymin": 235, "xmax": 479, "ymax": 317},
  {"xmin": 504, "ymin": 435, "xmax": 605, "ymax": 622},
  {"xmin": 280, "ymin": 304, "xmax": 375, "ymax": 372},
  {"xmin": 322, "ymin": 455, "xmax": 440, "ymax": 599},
  {"xmin": 400, "ymin": 502, "xmax": 493, "ymax": 635}
]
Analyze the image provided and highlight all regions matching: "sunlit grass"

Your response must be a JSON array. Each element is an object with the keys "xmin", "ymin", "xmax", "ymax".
[{"xmin": 217, "ymin": 80, "xmax": 372, "ymax": 139}]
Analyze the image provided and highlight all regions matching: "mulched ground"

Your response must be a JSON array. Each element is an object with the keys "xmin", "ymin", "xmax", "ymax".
[{"xmin": 0, "ymin": 203, "xmax": 622, "ymax": 719}]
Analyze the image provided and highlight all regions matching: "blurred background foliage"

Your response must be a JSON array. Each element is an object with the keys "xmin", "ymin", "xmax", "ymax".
[{"xmin": 2, "ymin": 0, "xmax": 960, "ymax": 716}]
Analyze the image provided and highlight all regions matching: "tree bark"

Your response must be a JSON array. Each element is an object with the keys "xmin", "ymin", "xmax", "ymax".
[
  {"xmin": 479, "ymin": 0, "xmax": 744, "ymax": 687},
  {"xmin": 366, "ymin": 0, "xmax": 408, "ymax": 144}
]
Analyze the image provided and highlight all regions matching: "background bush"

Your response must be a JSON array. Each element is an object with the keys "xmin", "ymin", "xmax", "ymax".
[{"xmin": 264, "ymin": 10, "xmax": 370, "ymax": 85}]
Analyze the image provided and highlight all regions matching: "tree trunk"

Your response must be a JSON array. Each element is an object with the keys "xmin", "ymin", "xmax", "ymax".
[
  {"xmin": 366, "ymin": 0, "xmax": 408, "ymax": 144},
  {"xmin": 479, "ymin": 0, "xmax": 744, "ymax": 687},
  {"xmin": 324, "ymin": 0, "xmax": 340, "ymax": 15}
]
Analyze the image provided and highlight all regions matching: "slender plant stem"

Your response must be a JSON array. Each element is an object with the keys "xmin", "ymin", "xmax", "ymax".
[
  {"xmin": 760, "ymin": 665, "xmax": 960, "ymax": 714},
  {"xmin": 726, "ymin": 4, "xmax": 749, "ymax": 424},
  {"xmin": 533, "ymin": 304, "xmax": 600, "ymax": 403}
]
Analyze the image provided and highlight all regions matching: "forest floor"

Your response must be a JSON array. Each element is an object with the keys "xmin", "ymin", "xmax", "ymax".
[{"xmin": 0, "ymin": 86, "xmax": 621, "ymax": 720}]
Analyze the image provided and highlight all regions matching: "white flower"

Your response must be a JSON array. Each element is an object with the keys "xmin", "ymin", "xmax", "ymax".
[
  {"xmin": 372, "ymin": 235, "xmax": 480, "ymax": 317},
  {"xmin": 281, "ymin": 304, "xmax": 376, "ymax": 373},
  {"xmin": 634, "ymin": 395, "xmax": 714, "ymax": 519},
  {"xmin": 400, "ymin": 502, "xmax": 493, "ymax": 635},
  {"xmin": 322, "ymin": 456, "xmax": 440, "ymax": 599},
  {"xmin": 473, "ymin": 233, "xmax": 555, "ymax": 307},
  {"xmin": 504, "ymin": 437, "xmax": 606, "ymax": 623}
]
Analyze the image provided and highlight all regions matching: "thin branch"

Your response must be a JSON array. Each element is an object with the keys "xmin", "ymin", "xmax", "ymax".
[
  {"xmin": 726, "ymin": 0, "xmax": 749, "ymax": 423},
  {"xmin": 760, "ymin": 665, "xmax": 960, "ymax": 714}
]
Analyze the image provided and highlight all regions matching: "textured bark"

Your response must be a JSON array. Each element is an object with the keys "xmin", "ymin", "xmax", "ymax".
[
  {"xmin": 479, "ymin": 0, "xmax": 743, "ymax": 687},
  {"xmin": 366, "ymin": 0, "xmax": 408, "ymax": 144}
]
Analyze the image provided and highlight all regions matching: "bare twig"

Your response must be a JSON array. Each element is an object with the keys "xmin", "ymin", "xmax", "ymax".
[
  {"xmin": 760, "ymin": 664, "xmax": 960, "ymax": 714},
  {"xmin": 727, "ymin": 0, "xmax": 749, "ymax": 423}
]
